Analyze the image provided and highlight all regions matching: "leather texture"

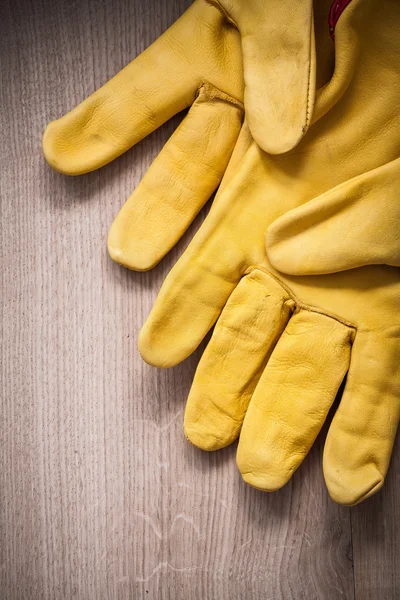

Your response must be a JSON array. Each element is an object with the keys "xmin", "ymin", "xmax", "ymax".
[{"xmin": 42, "ymin": 0, "xmax": 400, "ymax": 505}]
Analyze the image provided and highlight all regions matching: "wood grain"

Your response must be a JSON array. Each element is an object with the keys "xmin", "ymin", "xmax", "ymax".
[{"xmin": 0, "ymin": 0, "xmax": 398, "ymax": 598}]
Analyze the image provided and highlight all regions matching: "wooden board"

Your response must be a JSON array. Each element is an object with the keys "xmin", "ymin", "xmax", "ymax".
[{"xmin": 0, "ymin": 0, "xmax": 398, "ymax": 597}]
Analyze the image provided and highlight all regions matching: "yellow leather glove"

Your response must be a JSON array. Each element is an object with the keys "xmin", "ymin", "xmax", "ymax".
[
  {"xmin": 43, "ymin": 0, "xmax": 335, "ymax": 270},
  {"xmin": 43, "ymin": 0, "xmax": 400, "ymax": 505},
  {"xmin": 137, "ymin": 0, "xmax": 400, "ymax": 505}
]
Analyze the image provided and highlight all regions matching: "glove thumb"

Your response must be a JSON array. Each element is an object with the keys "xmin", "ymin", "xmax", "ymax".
[{"xmin": 266, "ymin": 156, "xmax": 400, "ymax": 275}]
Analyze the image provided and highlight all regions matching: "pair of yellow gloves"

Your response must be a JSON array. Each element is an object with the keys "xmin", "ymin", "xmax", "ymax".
[{"xmin": 43, "ymin": 0, "xmax": 400, "ymax": 506}]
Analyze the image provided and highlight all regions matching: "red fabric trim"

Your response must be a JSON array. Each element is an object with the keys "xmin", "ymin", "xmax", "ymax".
[{"xmin": 329, "ymin": 0, "xmax": 353, "ymax": 39}]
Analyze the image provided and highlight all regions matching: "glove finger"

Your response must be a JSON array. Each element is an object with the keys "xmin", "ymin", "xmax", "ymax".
[
  {"xmin": 184, "ymin": 269, "xmax": 294, "ymax": 451},
  {"xmin": 42, "ymin": 0, "xmax": 242, "ymax": 175},
  {"xmin": 324, "ymin": 331, "xmax": 400, "ymax": 506},
  {"xmin": 237, "ymin": 310, "xmax": 353, "ymax": 492},
  {"xmin": 220, "ymin": 0, "xmax": 316, "ymax": 154},
  {"xmin": 107, "ymin": 85, "xmax": 243, "ymax": 271},
  {"xmin": 266, "ymin": 156, "xmax": 400, "ymax": 275}
]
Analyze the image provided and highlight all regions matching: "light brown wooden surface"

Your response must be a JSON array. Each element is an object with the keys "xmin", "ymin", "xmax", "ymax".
[{"xmin": 1, "ymin": 0, "xmax": 399, "ymax": 598}]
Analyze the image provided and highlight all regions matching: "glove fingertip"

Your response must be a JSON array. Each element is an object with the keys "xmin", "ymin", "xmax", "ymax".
[
  {"xmin": 324, "ymin": 461, "xmax": 384, "ymax": 506},
  {"xmin": 138, "ymin": 325, "xmax": 178, "ymax": 369},
  {"xmin": 239, "ymin": 467, "xmax": 289, "ymax": 493},
  {"xmin": 42, "ymin": 121, "xmax": 71, "ymax": 175}
]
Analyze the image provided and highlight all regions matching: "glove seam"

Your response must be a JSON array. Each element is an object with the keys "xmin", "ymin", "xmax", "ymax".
[
  {"xmin": 205, "ymin": 0, "xmax": 238, "ymax": 29},
  {"xmin": 245, "ymin": 265, "xmax": 357, "ymax": 335},
  {"xmin": 303, "ymin": 17, "xmax": 314, "ymax": 133},
  {"xmin": 195, "ymin": 81, "xmax": 244, "ymax": 111},
  {"xmin": 303, "ymin": 11, "xmax": 314, "ymax": 134}
]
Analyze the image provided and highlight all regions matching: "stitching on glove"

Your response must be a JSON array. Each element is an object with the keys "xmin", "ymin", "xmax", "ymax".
[
  {"xmin": 195, "ymin": 81, "xmax": 244, "ymax": 110},
  {"xmin": 245, "ymin": 266, "xmax": 357, "ymax": 335},
  {"xmin": 303, "ymin": 12, "xmax": 315, "ymax": 134}
]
